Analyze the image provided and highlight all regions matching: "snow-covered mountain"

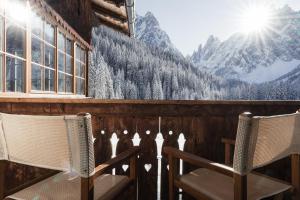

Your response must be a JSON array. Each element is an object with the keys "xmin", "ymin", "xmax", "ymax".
[
  {"xmin": 191, "ymin": 5, "xmax": 300, "ymax": 83},
  {"xmin": 135, "ymin": 12, "xmax": 182, "ymax": 56}
]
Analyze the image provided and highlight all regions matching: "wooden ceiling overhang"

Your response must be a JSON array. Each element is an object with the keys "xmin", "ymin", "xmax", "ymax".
[
  {"xmin": 29, "ymin": 0, "xmax": 92, "ymax": 49},
  {"xmin": 92, "ymin": 0, "xmax": 130, "ymax": 35}
]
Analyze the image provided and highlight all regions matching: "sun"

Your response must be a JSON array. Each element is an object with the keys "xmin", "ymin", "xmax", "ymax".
[{"xmin": 240, "ymin": 5, "xmax": 272, "ymax": 33}]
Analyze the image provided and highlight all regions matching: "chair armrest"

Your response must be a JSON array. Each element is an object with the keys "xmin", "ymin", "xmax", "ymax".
[
  {"xmin": 94, "ymin": 147, "xmax": 140, "ymax": 178},
  {"xmin": 221, "ymin": 138, "xmax": 236, "ymax": 145},
  {"xmin": 164, "ymin": 147, "xmax": 234, "ymax": 177}
]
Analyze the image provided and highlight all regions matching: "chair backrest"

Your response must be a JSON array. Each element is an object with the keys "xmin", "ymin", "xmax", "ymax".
[
  {"xmin": 233, "ymin": 111, "xmax": 300, "ymax": 175},
  {"xmin": 0, "ymin": 113, "xmax": 95, "ymax": 178}
]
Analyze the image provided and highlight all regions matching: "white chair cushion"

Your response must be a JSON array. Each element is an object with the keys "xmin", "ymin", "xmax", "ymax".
[
  {"xmin": 6, "ymin": 172, "xmax": 130, "ymax": 200},
  {"xmin": 179, "ymin": 168, "xmax": 291, "ymax": 200}
]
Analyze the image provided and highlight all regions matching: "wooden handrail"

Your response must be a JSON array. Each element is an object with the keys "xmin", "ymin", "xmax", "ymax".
[
  {"xmin": 94, "ymin": 147, "xmax": 140, "ymax": 178},
  {"xmin": 164, "ymin": 147, "xmax": 234, "ymax": 177}
]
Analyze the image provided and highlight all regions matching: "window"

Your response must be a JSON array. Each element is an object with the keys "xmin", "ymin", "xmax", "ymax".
[
  {"xmin": 31, "ymin": 13, "xmax": 55, "ymax": 92},
  {"xmin": 0, "ymin": 1, "xmax": 88, "ymax": 95},
  {"xmin": 75, "ymin": 44, "xmax": 86, "ymax": 95},
  {"xmin": 58, "ymin": 32, "xmax": 74, "ymax": 93},
  {"xmin": 5, "ymin": 20, "xmax": 26, "ymax": 92}
]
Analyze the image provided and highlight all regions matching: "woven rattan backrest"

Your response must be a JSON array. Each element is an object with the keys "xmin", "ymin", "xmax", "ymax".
[
  {"xmin": 233, "ymin": 112, "xmax": 300, "ymax": 175},
  {"xmin": 0, "ymin": 113, "xmax": 95, "ymax": 178}
]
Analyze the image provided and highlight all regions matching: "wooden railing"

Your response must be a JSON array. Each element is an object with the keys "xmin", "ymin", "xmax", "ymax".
[{"xmin": 1, "ymin": 98, "xmax": 299, "ymax": 200}]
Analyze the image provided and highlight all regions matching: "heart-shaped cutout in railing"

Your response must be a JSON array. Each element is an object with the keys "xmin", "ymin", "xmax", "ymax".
[
  {"xmin": 122, "ymin": 164, "xmax": 129, "ymax": 172},
  {"xmin": 144, "ymin": 164, "xmax": 152, "ymax": 172}
]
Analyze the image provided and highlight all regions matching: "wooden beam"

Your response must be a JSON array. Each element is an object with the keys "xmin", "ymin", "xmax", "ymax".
[
  {"xmin": 95, "ymin": 12, "xmax": 129, "ymax": 35},
  {"xmin": 92, "ymin": 0, "xmax": 127, "ymax": 22}
]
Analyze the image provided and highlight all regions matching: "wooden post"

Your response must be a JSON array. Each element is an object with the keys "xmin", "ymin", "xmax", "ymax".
[
  {"xmin": 0, "ymin": 160, "xmax": 6, "ymax": 199},
  {"xmin": 130, "ymin": 155, "xmax": 137, "ymax": 200},
  {"xmin": 224, "ymin": 143, "xmax": 231, "ymax": 166},
  {"xmin": 291, "ymin": 154, "xmax": 300, "ymax": 199},
  {"xmin": 168, "ymin": 154, "xmax": 178, "ymax": 200},
  {"xmin": 234, "ymin": 173, "xmax": 247, "ymax": 200}
]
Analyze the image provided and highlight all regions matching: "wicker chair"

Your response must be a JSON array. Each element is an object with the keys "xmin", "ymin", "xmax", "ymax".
[
  {"xmin": 164, "ymin": 111, "xmax": 300, "ymax": 200},
  {"xmin": 0, "ymin": 113, "xmax": 139, "ymax": 200}
]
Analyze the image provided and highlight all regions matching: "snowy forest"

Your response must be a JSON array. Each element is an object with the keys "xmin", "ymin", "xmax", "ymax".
[
  {"xmin": 89, "ymin": 25, "xmax": 300, "ymax": 100},
  {"xmin": 89, "ymin": 26, "xmax": 227, "ymax": 100}
]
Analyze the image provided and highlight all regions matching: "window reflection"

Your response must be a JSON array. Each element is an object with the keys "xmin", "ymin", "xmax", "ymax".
[
  {"xmin": 6, "ymin": 56, "xmax": 24, "ymax": 92},
  {"xmin": 45, "ymin": 23, "xmax": 54, "ymax": 45},
  {"xmin": 32, "ymin": 37, "xmax": 42, "ymax": 64},
  {"xmin": 6, "ymin": 20, "xmax": 25, "ymax": 58},
  {"xmin": 45, "ymin": 68, "xmax": 54, "ymax": 92},
  {"xmin": 0, "ymin": 17, "xmax": 3, "ymax": 51},
  {"xmin": 31, "ymin": 64, "xmax": 42, "ymax": 91},
  {"xmin": 45, "ymin": 44, "xmax": 54, "ymax": 69},
  {"xmin": 58, "ymin": 72, "xmax": 65, "ymax": 92}
]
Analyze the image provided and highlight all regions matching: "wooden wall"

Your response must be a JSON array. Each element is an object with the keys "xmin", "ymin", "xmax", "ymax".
[{"xmin": 1, "ymin": 99, "xmax": 299, "ymax": 199}]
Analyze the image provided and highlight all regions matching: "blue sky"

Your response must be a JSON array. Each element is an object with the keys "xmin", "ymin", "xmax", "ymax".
[{"xmin": 136, "ymin": 0, "xmax": 300, "ymax": 56}]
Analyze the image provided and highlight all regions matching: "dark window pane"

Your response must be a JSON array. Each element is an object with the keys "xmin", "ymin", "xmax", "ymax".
[
  {"xmin": 58, "ymin": 32, "xmax": 65, "ymax": 51},
  {"xmin": 6, "ymin": 56, "xmax": 24, "ymax": 92},
  {"xmin": 6, "ymin": 21, "xmax": 25, "ymax": 58},
  {"xmin": 66, "ymin": 39, "xmax": 72, "ymax": 55},
  {"xmin": 45, "ymin": 44, "xmax": 54, "ymax": 69},
  {"xmin": 81, "ymin": 49, "xmax": 86, "ymax": 63},
  {"xmin": 76, "ymin": 61, "xmax": 81, "ymax": 77},
  {"xmin": 66, "ymin": 75, "xmax": 72, "ymax": 93},
  {"xmin": 31, "ymin": 37, "xmax": 42, "ymax": 64},
  {"xmin": 66, "ymin": 55, "xmax": 72, "ymax": 74},
  {"xmin": 31, "ymin": 13, "xmax": 43, "ymax": 37},
  {"xmin": 80, "ymin": 64, "xmax": 85, "ymax": 78},
  {"xmin": 58, "ymin": 72, "xmax": 65, "ymax": 92},
  {"xmin": 45, "ymin": 69, "xmax": 54, "ymax": 92},
  {"xmin": 31, "ymin": 64, "xmax": 42, "ymax": 91},
  {"xmin": 76, "ymin": 78, "xmax": 85, "ymax": 95},
  {"xmin": 58, "ymin": 52, "xmax": 65, "ymax": 72},
  {"xmin": 45, "ymin": 22, "xmax": 54, "ymax": 45},
  {"xmin": 76, "ymin": 44, "xmax": 81, "ymax": 60}
]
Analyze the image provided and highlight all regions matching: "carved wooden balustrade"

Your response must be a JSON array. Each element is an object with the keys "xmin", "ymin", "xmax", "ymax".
[{"xmin": 0, "ymin": 98, "xmax": 299, "ymax": 200}]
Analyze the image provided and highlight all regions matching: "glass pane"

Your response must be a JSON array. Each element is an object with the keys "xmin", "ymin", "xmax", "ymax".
[
  {"xmin": 31, "ymin": 13, "xmax": 43, "ymax": 37},
  {"xmin": 58, "ymin": 52, "xmax": 65, "ymax": 72},
  {"xmin": 6, "ymin": 20, "xmax": 25, "ymax": 58},
  {"xmin": 76, "ymin": 61, "xmax": 81, "ymax": 77},
  {"xmin": 66, "ymin": 39, "xmax": 72, "ymax": 55},
  {"xmin": 0, "ymin": 54, "xmax": 2, "ymax": 91},
  {"xmin": 76, "ymin": 78, "xmax": 85, "ymax": 95},
  {"xmin": 6, "ymin": 56, "xmax": 24, "ymax": 92},
  {"xmin": 45, "ymin": 68, "xmax": 54, "ymax": 92},
  {"xmin": 0, "ymin": 1, "xmax": 4, "ymax": 15},
  {"xmin": 31, "ymin": 64, "xmax": 42, "ymax": 91},
  {"xmin": 31, "ymin": 37, "xmax": 42, "ymax": 64},
  {"xmin": 0, "ymin": 17, "xmax": 3, "ymax": 51},
  {"xmin": 58, "ymin": 72, "xmax": 65, "ymax": 92},
  {"xmin": 80, "ymin": 64, "xmax": 85, "ymax": 78},
  {"xmin": 66, "ymin": 55, "xmax": 72, "ymax": 74},
  {"xmin": 66, "ymin": 75, "xmax": 72, "ymax": 93},
  {"xmin": 58, "ymin": 32, "xmax": 65, "ymax": 51},
  {"xmin": 76, "ymin": 44, "xmax": 81, "ymax": 60},
  {"xmin": 45, "ymin": 22, "xmax": 54, "ymax": 45},
  {"xmin": 5, "ymin": 0, "xmax": 26, "ymax": 27},
  {"xmin": 45, "ymin": 44, "xmax": 55, "ymax": 69},
  {"xmin": 81, "ymin": 49, "xmax": 86, "ymax": 63}
]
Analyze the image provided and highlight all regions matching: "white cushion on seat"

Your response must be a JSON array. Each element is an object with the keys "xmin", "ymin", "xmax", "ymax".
[
  {"xmin": 6, "ymin": 172, "xmax": 130, "ymax": 200},
  {"xmin": 179, "ymin": 168, "xmax": 291, "ymax": 200}
]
